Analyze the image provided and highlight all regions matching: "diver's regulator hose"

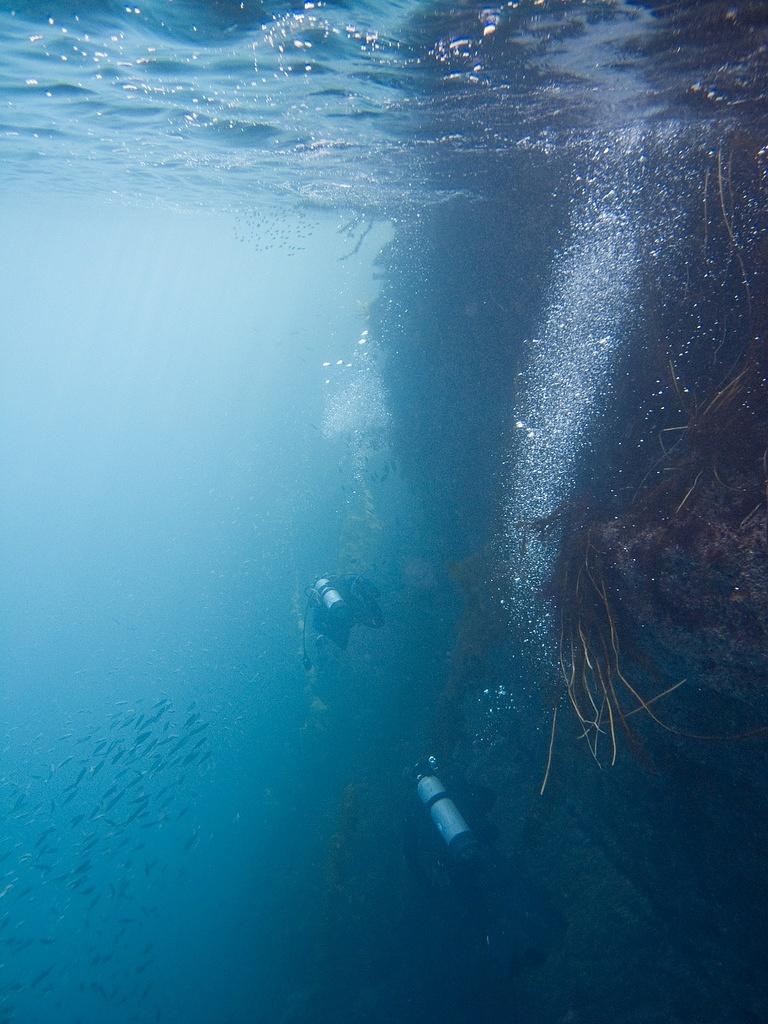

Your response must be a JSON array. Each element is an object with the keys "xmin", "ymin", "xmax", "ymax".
[{"xmin": 302, "ymin": 593, "xmax": 313, "ymax": 671}]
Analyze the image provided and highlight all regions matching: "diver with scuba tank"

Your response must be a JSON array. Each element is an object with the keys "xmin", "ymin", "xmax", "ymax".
[
  {"xmin": 413, "ymin": 755, "xmax": 480, "ymax": 866},
  {"xmin": 302, "ymin": 574, "xmax": 384, "ymax": 670}
]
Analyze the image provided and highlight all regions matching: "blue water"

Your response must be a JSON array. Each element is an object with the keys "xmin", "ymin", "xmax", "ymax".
[{"xmin": 1, "ymin": 2, "xmax": 767, "ymax": 1022}]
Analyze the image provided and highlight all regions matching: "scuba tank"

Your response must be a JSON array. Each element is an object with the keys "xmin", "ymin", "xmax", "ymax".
[
  {"xmin": 415, "ymin": 756, "xmax": 479, "ymax": 865},
  {"xmin": 312, "ymin": 578, "xmax": 353, "ymax": 647},
  {"xmin": 314, "ymin": 578, "xmax": 346, "ymax": 615}
]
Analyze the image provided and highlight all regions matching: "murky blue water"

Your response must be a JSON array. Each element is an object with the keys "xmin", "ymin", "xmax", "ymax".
[{"xmin": 1, "ymin": 2, "xmax": 767, "ymax": 1022}]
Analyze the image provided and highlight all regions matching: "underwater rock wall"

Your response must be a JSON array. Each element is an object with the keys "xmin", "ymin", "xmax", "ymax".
[
  {"xmin": 294, "ymin": 8, "xmax": 768, "ymax": 1020},
  {"xmin": 549, "ymin": 138, "xmax": 768, "ymax": 750},
  {"xmin": 325, "ymin": 125, "xmax": 768, "ymax": 1024}
]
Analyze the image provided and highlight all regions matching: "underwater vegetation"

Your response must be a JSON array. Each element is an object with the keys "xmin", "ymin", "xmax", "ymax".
[
  {"xmin": 539, "ymin": 138, "xmax": 768, "ymax": 774},
  {"xmin": 325, "ymin": 782, "xmax": 362, "ymax": 904}
]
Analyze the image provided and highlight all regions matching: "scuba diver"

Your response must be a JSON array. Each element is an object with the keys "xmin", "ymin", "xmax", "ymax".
[
  {"xmin": 403, "ymin": 755, "xmax": 561, "ymax": 984},
  {"xmin": 302, "ymin": 574, "xmax": 384, "ymax": 670},
  {"xmin": 404, "ymin": 756, "xmax": 485, "ymax": 887}
]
